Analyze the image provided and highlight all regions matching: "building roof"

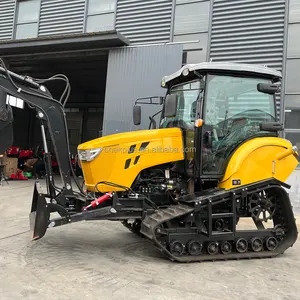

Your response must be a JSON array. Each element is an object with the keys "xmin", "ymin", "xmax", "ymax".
[
  {"xmin": 0, "ymin": 30, "xmax": 130, "ymax": 57},
  {"xmin": 162, "ymin": 62, "xmax": 282, "ymax": 84}
]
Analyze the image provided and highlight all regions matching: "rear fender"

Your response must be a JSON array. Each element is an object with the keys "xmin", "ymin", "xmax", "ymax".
[{"xmin": 218, "ymin": 137, "xmax": 299, "ymax": 190}]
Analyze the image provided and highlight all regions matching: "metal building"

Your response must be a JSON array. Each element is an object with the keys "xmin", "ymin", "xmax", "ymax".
[{"xmin": 0, "ymin": 0, "xmax": 299, "ymax": 159}]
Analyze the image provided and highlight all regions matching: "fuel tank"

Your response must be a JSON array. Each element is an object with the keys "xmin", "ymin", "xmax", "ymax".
[{"xmin": 77, "ymin": 128, "xmax": 185, "ymax": 192}]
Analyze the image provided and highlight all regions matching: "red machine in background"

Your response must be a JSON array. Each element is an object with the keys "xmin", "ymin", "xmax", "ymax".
[{"xmin": 5, "ymin": 145, "xmax": 79, "ymax": 180}]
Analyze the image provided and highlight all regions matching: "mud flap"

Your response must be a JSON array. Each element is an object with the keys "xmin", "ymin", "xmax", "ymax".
[
  {"xmin": 0, "ymin": 90, "xmax": 13, "ymax": 154},
  {"xmin": 29, "ymin": 182, "xmax": 50, "ymax": 240}
]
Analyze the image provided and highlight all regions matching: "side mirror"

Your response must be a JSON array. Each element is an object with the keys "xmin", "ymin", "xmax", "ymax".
[
  {"xmin": 164, "ymin": 94, "xmax": 178, "ymax": 118},
  {"xmin": 133, "ymin": 105, "xmax": 141, "ymax": 125},
  {"xmin": 260, "ymin": 122, "xmax": 284, "ymax": 132},
  {"xmin": 257, "ymin": 83, "xmax": 280, "ymax": 95}
]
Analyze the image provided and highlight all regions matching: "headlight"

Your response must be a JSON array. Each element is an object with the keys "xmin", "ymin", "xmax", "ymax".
[{"xmin": 78, "ymin": 148, "xmax": 102, "ymax": 162}]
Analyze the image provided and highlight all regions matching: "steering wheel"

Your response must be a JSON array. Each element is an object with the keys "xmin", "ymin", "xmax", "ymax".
[{"xmin": 213, "ymin": 124, "xmax": 246, "ymax": 157}]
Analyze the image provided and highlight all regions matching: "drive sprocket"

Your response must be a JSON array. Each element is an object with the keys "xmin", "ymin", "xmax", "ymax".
[{"xmin": 248, "ymin": 190, "xmax": 276, "ymax": 222}]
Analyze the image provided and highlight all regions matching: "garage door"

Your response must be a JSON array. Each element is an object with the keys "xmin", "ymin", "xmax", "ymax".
[{"xmin": 102, "ymin": 44, "xmax": 183, "ymax": 135}]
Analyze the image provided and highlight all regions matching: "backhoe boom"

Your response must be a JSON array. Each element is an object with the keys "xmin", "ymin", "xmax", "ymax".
[{"xmin": 0, "ymin": 62, "xmax": 84, "ymax": 206}]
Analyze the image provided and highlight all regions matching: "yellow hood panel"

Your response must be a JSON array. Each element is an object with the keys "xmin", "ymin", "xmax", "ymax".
[
  {"xmin": 78, "ymin": 128, "xmax": 182, "ymax": 150},
  {"xmin": 78, "ymin": 128, "xmax": 185, "ymax": 192}
]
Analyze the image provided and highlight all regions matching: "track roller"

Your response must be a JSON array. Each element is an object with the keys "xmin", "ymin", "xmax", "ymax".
[
  {"xmin": 207, "ymin": 242, "xmax": 218, "ymax": 255},
  {"xmin": 169, "ymin": 240, "xmax": 185, "ymax": 256},
  {"xmin": 236, "ymin": 238, "xmax": 248, "ymax": 253},
  {"xmin": 265, "ymin": 237, "xmax": 278, "ymax": 251},
  {"xmin": 251, "ymin": 237, "xmax": 263, "ymax": 252},
  {"xmin": 220, "ymin": 241, "xmax": 232, "ymax": 255},
  {"xmin": 187, "ymin": 240, "xmax": 202, "ymax": 256}
]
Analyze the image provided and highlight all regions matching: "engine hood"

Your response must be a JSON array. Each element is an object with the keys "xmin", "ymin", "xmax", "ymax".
[
  {"xmin": 77, "ymin": 127, "xmax": 185, "ymax": 193},
  {"xmin": 78, "ymin": 128, "xmax": 182, "ymax": 150}
]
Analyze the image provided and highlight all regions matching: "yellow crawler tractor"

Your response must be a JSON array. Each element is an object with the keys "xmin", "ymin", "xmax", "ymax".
[{"xmin": 0, "ymin": 58, "xmax": 298, "ymax": 262}]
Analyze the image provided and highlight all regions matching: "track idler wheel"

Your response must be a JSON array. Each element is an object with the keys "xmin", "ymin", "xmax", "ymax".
[
  {"xmin": 236, "ymin": 238, "xmax": 248, "ymax": 253},
  {"xmin": 169, "ymin": 240, "xmax": 185, "ymax": 256},
  {"xmin": 187, "ymin": 240, "xmax": 202, "ymax": 256},
  {"xmin": 207, "ymin": 242, "xmax": 218, "ymax": 255},
  {"xmin": 265, "ymin": 237, "xmax": 278, "ymax": 251},
  {"xmin": 251, "ymin": 237, "xmax": 263, "ymax": 252},
  {"xmin": 220, "ymin": 241, "xmax": 232, "ymax": 255}
]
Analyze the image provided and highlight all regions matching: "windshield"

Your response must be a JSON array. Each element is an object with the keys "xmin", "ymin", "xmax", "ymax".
[
  {"xmin": 160, "ymin": 80, "xmax": 203, "ymax": 129},
  {"xmin": 202, "ymin": 74, "xmax": 277, "ymax": 174},
  {"xmin": 205, "ymin": 74, "xmax": 276, "ymax": 125}
]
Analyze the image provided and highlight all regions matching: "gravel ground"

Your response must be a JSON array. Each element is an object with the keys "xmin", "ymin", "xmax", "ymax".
[{"xmin": 0, "ymin": 179, "xmax": 300, "ymax": 300}]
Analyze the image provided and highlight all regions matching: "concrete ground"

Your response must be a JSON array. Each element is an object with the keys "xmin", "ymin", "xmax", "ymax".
[{"xmin": 0, "ymin": 179, "xmax": 300, "ymax": 300}]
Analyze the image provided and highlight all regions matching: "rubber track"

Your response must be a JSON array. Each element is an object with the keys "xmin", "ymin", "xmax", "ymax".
[{"xmin": 140, "ymin": 194, "xmax": 295, "ymax": 263}]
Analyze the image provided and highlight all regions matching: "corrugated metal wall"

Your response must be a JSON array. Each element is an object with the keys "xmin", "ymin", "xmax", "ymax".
[
  {"xmin": 39, "ymin": 0, "xmax": 86, "ymax": 36},
  {"xmin": 0, "ymin": 0, "xmax": 15, "ymax": 40},
  {"xmin": 209, "ymin": 0, "xmax": 286, "ymax": 119},
  {"xmin": 115, "ymin": 0, "xmax": 173, "ymax": 44},
  {"xmin": 103, "ymin": 44, "xmax": 183, "ymax": 135}
]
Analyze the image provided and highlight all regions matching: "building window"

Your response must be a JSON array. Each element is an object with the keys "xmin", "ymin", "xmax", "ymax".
[
  {"xmin": 285, "ymin": 109, "xmax": 300, "ymax": 129},
  {"xmin": 287, "ymin": 24, "xmax": 300, "ymax": 58},
  {"xmin": 289, "ymin": 0, "xmax": 300, "ymax": 23},
  {"xmin": 64, "ymin": 108, "xmax": 80, "ymax": 113},
  {"xmin": 285, "ymin": 100, "xmax": 300, "ymax": 166},
  {"xmin": 15, "ymin": 0, "xmax": 40, "ymax": 39},
  {"xmin": 86, "ymin": 0, "xmax": 116, "ymax": 32},
  {"xmin": 174, "ymin": 1, "xmax": 210, "ymax": 35},
  {"xmin": 173, "ymin": 2, "xmax": 210, "ymax": 64},
  {"xmin": 182, "ymin": 50, "xmax": 205, "ymax": 65},
  {"xmin": 6, "ymin": 95, "xmax": 24, "ymax": 109},
  {"xmin": 286, "ymin": 59, "xmax": 300, "ymax": 94},
  {"xmin": 176, "ymin": 33, "xmax": 208, "ymax": 65},
  {"xmin": 182, "ymin": 52, "xmax": 187, "ymax": 65},
  {"xmin": 284, "ymin": 132, "xmax": 300, "ymax": 163}
]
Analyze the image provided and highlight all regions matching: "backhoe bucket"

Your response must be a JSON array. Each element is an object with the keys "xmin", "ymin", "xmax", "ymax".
[
  {"xmin": 29, "ymin": 183, "xmax": 50, "ymax": 240},
  {"xmin": 0, "ymin": 90, "xmax": 13, "ymax": 154}
]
